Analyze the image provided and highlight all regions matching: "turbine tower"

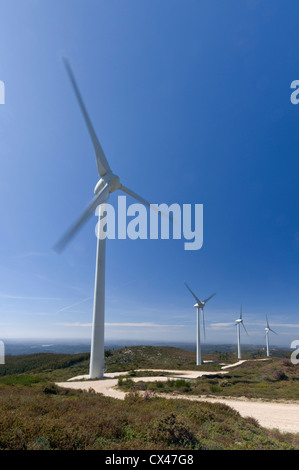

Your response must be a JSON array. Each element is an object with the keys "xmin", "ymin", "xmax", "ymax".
[
  {"xmin": 184, "ymin": 282, "xmax": 216, "ymax": 366},
  {"xmin": 55, "ymin": 59, "xmax": 166, "ymax": 379},
  {"xmin": 235, "ymin": 304, "xmax": 248, "ymax": 359},
  {"xmin": 265, "ymin": 315, "xmax": 277, "ymax": 357}
]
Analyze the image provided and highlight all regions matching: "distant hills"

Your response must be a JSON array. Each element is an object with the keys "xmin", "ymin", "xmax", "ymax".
[{"xmin": 0, "ymin": 339, "xmax": 288, "ymax": 356}]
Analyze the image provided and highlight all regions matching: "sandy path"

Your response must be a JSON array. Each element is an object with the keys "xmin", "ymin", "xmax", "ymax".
[
  {"xmin": 183, "ymin": 396, "xmax": 299, "ymax": 434},
  {"xmin": 56, "ymin": 366, "xmax": 299, "ymax": 434},
  {"xmin": 220, "ymin": 358, "xmax": 270, "ymax": 370},
  {"xmin": 221, "ymin": 360, "xmax": 247, "ymax": 369},
  {"xmin": 58, "ymin": 370, "xmax": 228, "ymax": 399}
]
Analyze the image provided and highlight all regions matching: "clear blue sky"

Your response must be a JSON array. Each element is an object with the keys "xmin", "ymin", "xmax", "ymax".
[{"xmin": 0, "ymin": 0, "xmax": 299, "ymax": 347}]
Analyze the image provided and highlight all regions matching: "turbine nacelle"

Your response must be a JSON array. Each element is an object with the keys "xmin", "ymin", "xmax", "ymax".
[
  {"xmin": 194, "ymin": 302, "xmax": 204, "ymax": 309},
  {"xmin": 235, "ymin": 305, "xmax": 248, "ymax": 335},
  {"xmin": 94, "ymin": 173, "xmax": 120, "ymax": 195},
  {"xmin": 264, "ymin": 316, "xmax": 277, "ymax": 336},
  {"xmin": 184, "ymin": 282, "xmax": 216, "ymax": 350}
]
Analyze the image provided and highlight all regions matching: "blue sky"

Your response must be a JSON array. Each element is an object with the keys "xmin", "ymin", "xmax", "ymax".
[{"xmin": 0, "ymin": 0, "xmax": 299, "ymax": 347}]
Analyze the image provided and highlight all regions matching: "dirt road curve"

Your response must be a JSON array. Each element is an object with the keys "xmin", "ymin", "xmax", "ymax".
[{"xmin": 57, "ymin": 366, "xmax": 299, "ymax": 434}]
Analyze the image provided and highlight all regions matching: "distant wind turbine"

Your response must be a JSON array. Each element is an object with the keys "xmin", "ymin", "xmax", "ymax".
[
  {"xmin": 235, "ymin": 304, "xmax": 248, "ymax": 359},
  {"xmin": 265, "ymin": 315, "xmax": 278, "ymax": 357},
  {"xmin": 184, "ymin": 282, "xmax": 216, "ymax": 365},
  {"xmin": 54, "ymin": 59, "xmax": 168, "ymax": 379}
]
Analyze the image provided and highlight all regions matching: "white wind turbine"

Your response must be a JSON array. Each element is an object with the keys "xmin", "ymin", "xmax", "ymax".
[
  {"xmin": 184, "ymin": 282, "xmax": 216, "ymax": 366},
  {"xmin": 235, "ymin": 304, "xmax": 248, "ymax": 359},
  {"xmin": 265, "ymin": 315, "xmax": 278, "ymax": 357},
  {"xmin": 55, "ymin": 59, "xmax": 166, "ymax": 379}
]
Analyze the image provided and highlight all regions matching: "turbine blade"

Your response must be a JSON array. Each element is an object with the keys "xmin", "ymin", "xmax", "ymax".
[
  {"xmin": 266, "ymin": 315, "xmax": 270, "ymax": 329},
  {"xmin": 269, "ymin": 328, "xmax": 278, "ymax": 335},
  {"xmin": 203, "ymin": 292, "xmax": 216, "ymax": 303},
  {"xmin": 240, "ymin": 304, "xmax": 243, "ymax": 320},
  {"xmin": 63, "ymin": 58, "xmax": 111, "ymax": 178},
  {"xmin": 242, "ymin": 321, "xmax": 249, "ymax": 335},
  {"xmin": 119, "ymin": 185, "xmax": 173, "ymax": 221},
  {"xmin": 53, "ymin": 184, "xmax": 110, "ymax": 253},
  {"xmin": 119, "ymin": 185, "xmax": 152, "ymax": 208},
  {"xmin": 184, "ymin": 282, "xmax": 201, "ymax": 304}
]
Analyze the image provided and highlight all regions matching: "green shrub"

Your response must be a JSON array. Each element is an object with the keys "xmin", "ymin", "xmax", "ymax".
[
  {"xmin": 272, "ymin": 371, "xmax": 288, "ymax": 381},
  {"xmin": 148, "ymin": 413, "xmax": 199, "ymax": 447},
  {"xmin": 219, "ymin": 379, "xmax": 232, "ymax": 387},
  {"xmin": 43, "ymin": 384, "xmax": 59, "ymax": 395},
  {"xmin": 174, "ymin": 379, "xmax": 189, "ymax": 388},
  {"xmin": 129, "ymin": 370, "xmax": 137, "ymax": 377},
  {"xmin": 0, "ymin": 375, "xmax": 45, "ymax": 386},
  {"xmin": 29, "ymin": 436, "xmax": 51, "ymax": 450},
  {"xmin": 210, "ymin": 384, "xmax": 222, "ymax": 393},
  {"xmin": 156, "ymin": 381, "xmax": 165, "ymax": 389}
]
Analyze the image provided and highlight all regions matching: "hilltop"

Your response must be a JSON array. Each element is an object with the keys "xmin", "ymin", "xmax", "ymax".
[
  {"xmin": 0, "ymin": 346, "xmax": 298, "ymax": 450},
  {"xmin": 0, "ymin": 344, "xmax": 292, "ymax": 384}
]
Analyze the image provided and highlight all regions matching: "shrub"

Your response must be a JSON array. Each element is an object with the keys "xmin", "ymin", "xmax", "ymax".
[
  {"xmin": 128, "ymin": 370, "xmax": 136, "ymax": 377},
  {"xmin": 281, "ymin": 359, "xmax": 293, "ymax": 368},
  {"xmin": 246, "ymin": 417, "xmax": 260, "ymax": 428},
  {"xmin": 210, "ymin": 384, "xmax": 222, "ymax": 393},
  {"xmin": 262, "ymin": 375, "xmax": 271, "ymax": 382},
  {"xmin": 174, "ymin": 379, "xmax": 190, "ymax": 388},
  {"xmin": 29, "ymin": 436, "xmax": 51, "ymax": 450},
  {"xmin": 0, "ymin": 375, "xmax": 44, "ymax": 386},
  {"xmin": 43, "ymin": 384, "xmax": 59, "ymax": 395},
  {"xmin": 219, "ymin": 379, "xmax": 232, "ymax": 387},
  {"xmin": 149, "ymin": 413, "xmax": 198, "ymax": 447},
  {"xmin": 156, "ymin": 381, "xmax": 164, "ymax": 389},
  {"xmin": 272, "ymin": 371, "xmax": 288, "ymax": 381}
]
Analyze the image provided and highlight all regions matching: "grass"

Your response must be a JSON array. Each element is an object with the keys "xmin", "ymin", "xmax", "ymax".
[
  {"xmin": 0, "ymin": 353, "xmax": 90, "ymax": 382},
  {"xmin": 0, "ymin": 346, "xmax": 233, "ymax": 382},
  {"xmin": 0, "ymin": 375, "xmax": 46, "ymax": 386},
  {"xmin": 0, "ymin": 347, "xmax": 298, "ymax": 450},
  {"xmin": 118, "ymin": 358, "xmax": 299, "ymax": 401},
  {"xmin": 0, "ymin": 382, "xmax": 297, "ymax": 450},
  {"xmin": 118, "ymin": 377, "xmax": 192, "ymax": 394},
  {"xmin": 104, "ymin": 346, "xmax": 227, "ymax": 373}
]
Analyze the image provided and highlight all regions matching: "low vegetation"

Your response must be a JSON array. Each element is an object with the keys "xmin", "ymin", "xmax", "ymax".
[
  {"xmin": 118, "ymin": 358, "xmax": 299, "ymax": 401},
  {"xmin": 0, "ymin": 346, "xmax": 298, "ymax": 450},
  {"xmin": 0, "ymin": 383, "xmax": 297, "ymax": 450},
  {"xmin": 104, "ymin": 345, "xmax": 224, "ymax": 372},
  {"xmin": 0, "ymin": 353, "xmax": 90, "ymax": 381}
]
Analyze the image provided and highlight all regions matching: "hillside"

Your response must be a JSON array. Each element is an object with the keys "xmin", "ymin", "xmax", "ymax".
[
  {"xmin": 117, "ymin": 355, "xmax": 299, "ymax": 401},
  {"xmin": 0, "ymin": 346, "xmax": 298, "ymax": 450}
]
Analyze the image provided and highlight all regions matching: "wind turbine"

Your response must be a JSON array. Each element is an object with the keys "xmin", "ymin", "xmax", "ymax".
[
  {"xmin": 55, "ymin": 59, "xmax": 166, "ymax": 379},
  {"xmin": 184, "ymin": 282, "xmax": 216, "ymax": 365},
  {"xmin": 265, "ymin": 315, "xmax": 278, "ymax": 357},
  {"xmin": 235, "ymin": 304, "xmax": 248, "ymax": 359}
]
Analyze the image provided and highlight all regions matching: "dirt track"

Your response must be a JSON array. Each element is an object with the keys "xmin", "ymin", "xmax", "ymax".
[{"xmin": 56, "ymin": 365, "xmax": 299, "ymax": 434}]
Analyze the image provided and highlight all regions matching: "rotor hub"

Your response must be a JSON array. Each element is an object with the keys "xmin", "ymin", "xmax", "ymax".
[
  {"xmin": 104, "ymin": 172, "xmax": 120, "ymax": 192},
  {"xmin": 94, "ymin": 172, "xmax": 120, "ymax": 194}
]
